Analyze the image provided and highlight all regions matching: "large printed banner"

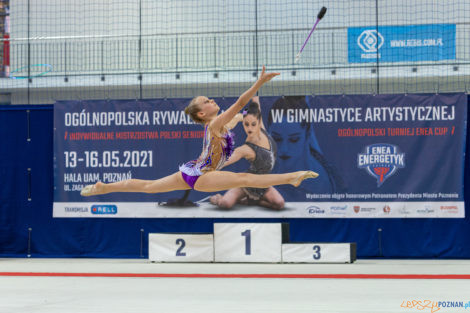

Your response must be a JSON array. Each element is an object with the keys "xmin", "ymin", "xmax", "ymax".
[
  {"xmin": 53, "ymin": 94, "xmax": 466, "ymax": 218},
  {"xmin": 348, "ymin": 24, "xmax": 456, "ymax": 63}
]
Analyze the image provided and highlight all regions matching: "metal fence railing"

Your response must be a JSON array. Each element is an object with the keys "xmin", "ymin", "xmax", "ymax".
[{"xmin": 5, "ymin": 26, "xmax": 469, "ymax": 78}]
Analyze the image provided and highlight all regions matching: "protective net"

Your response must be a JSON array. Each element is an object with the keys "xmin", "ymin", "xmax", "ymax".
[{"xmin": 0, "ymin": 0, "xmax": 469, "ymax": 104}]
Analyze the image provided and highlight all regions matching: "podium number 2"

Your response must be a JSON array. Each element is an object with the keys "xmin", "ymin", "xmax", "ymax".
[
  {"xmin": 176, "ymin": 238, "xmax": 186, "ymax": 256},
  {"xmin": 241, "ymin": 230, "xmax": 251, "ymax": 255},
  {"xmin": 313, "ymin": 245, "xmax": 321, "ymax": 260}
]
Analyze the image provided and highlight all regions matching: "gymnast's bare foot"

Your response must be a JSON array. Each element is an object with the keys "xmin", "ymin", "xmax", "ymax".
[
  {"xmin": 80, "ymin": 182, "xmax": 106, "ymax": 196},
  {"xmin": 290, "ymin": 171, "xmax": 319, "ymax": 187},
  {"xmin": 209, "ymin": 194, "xmax": 223, "ymax": 205}
]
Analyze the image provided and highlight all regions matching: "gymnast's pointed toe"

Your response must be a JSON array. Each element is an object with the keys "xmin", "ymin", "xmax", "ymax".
[
  {"xmin": 308, "ymin": 171, "xmax": 319, "ymax": 179},
  {"xmin": 292, "ymin": 171, "xmax": 319, "ymax": 187}
]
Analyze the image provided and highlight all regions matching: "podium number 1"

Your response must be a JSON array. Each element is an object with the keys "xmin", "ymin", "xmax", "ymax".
[{"xmin": 241, "ymin": 230, "xmax": 251, "ymax": 255}]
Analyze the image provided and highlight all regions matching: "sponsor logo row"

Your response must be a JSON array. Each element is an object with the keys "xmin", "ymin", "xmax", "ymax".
[
  {"xmin": 62, "ymin": 204, "xmax": 461, "ymax": 217},
  {"xmin": 306, "ymin": 204, "xmax": 460, "ymax": 216}
]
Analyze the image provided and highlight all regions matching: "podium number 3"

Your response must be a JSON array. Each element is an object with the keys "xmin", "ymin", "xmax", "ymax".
[
  {"xmin": 313, "ymin": 245, "xmax": 321, "ymax": 260},
  {"xmin": 176, "ymin": 238, "xmax": 186, "ymax": 256},
  {"xmin": 241, "ymin": 230, "xmax": 251, "ymax": 255}
]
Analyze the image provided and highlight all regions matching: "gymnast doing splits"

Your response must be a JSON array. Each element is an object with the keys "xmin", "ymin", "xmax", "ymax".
[{"xmin": 80, "ymin": 66, "xmax": 318, "ymax": 197}]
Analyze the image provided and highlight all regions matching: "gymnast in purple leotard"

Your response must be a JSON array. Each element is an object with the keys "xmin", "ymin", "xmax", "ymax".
[
  {"xmin": 80, "ymin": 66, "xmax": 318, "ymax": 197},
  {"xmin": 179, "ymin": 123, "xmax": 235, "ymax": 189}
]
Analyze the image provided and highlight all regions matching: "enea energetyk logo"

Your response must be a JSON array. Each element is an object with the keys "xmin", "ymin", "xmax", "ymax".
[{"xmin": 358, "ymin": 144, "xmax": 405, "ymax": 187}]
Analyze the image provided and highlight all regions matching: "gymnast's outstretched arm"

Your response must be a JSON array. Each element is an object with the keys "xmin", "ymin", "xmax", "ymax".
[
  {"xmin": 250, "ymin": 96, "xmax": 267, "ymax": 130},
  {"xmin": 210, "ymin": 66, "xmax": 279, "ymax": 133},
  {"xmin": 225, "ymin": 113, "xmax": 243, "ymax": 130},
  {"xmin": 220, "ymin": 145, "xmax": 254, "ymax": 168}
]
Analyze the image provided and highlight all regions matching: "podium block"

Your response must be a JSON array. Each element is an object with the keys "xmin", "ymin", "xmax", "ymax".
[
  {"xmin": 282, "ymin": 243, "xmax": 357, "ymax": 263},
  {"xmin": 148, "ymin": 233, "xmax": 214, "ymax": 262},
  {"xmin": 214, "ymin": 223, "xmax": 288, "ymax": 263}
]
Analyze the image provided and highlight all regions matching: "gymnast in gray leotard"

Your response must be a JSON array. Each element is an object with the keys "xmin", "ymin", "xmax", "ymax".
[{"xmin": 210, "ymin": 97, "xmax": 285, "ymax": 210}]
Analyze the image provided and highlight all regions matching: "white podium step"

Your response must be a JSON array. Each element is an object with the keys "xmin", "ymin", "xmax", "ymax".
[
  {"xmin": 282, "ymin": 243, "xmax": 357, "ymax": 263},
  {"xmin": 148, "ymin": 233, "xmax": 214, "ymax": 262},
  {"xmin": 213, "ymin": 223, "xmax": 289, "ymax": 263},
  {"xmin": 148, "ymin": 224, "xmax": 356, "ymax": 264}
]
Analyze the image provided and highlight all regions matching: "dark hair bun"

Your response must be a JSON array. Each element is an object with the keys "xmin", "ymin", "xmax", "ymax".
[{"xmin": 247, "ymin": 101, "xmax": 260, "ymax": 115}]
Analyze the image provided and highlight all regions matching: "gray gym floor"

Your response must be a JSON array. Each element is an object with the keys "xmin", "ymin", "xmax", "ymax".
[{"xmin": 1, "ymin": 258, "xmax": 469, "ymax": 313}]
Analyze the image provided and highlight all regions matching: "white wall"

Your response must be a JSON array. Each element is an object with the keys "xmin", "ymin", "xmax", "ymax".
[
  {"xmin": 2, "ymin": 0, "xmax": 470, "ymax": 104},
  {"xmin": 10, "ymin": 0, "xmax": 470, "ymax": 38}
]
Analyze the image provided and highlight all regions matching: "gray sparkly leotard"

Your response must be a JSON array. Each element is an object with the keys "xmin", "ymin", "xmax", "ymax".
[{"xmin": 243, "ymin": 128, "xmax": 277, "ymax": 200}]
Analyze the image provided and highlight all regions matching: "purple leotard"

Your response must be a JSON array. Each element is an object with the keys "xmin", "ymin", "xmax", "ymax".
[{"xmin": 179, "ymin": 124, "xmax": 234, "ymax": 189}]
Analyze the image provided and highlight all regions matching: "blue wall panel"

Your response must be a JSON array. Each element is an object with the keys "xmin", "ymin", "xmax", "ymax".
[{"xmin": 1, "ymin": 99, "xmax": 470, "ymax": 258}]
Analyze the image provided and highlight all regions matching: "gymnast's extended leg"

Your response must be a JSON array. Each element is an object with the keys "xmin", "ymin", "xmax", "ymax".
[
  {"xmin": 194, "ymin": 170, "xmax": 317, "ymax": 193},
  {"xmin": 81, "ymin": 172, "xmax": 190, "ymax": 196}
]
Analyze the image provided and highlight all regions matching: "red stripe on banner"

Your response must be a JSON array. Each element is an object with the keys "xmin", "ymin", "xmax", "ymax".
[{"xmin": 0, "ymin": 272, "xmax": 469, "ymax": 279}]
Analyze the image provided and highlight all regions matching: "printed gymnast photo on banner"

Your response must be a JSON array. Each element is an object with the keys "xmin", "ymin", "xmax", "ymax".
[{"xmin": 53, "ymin": 92, "xmax": 466, "ymax": 218}]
